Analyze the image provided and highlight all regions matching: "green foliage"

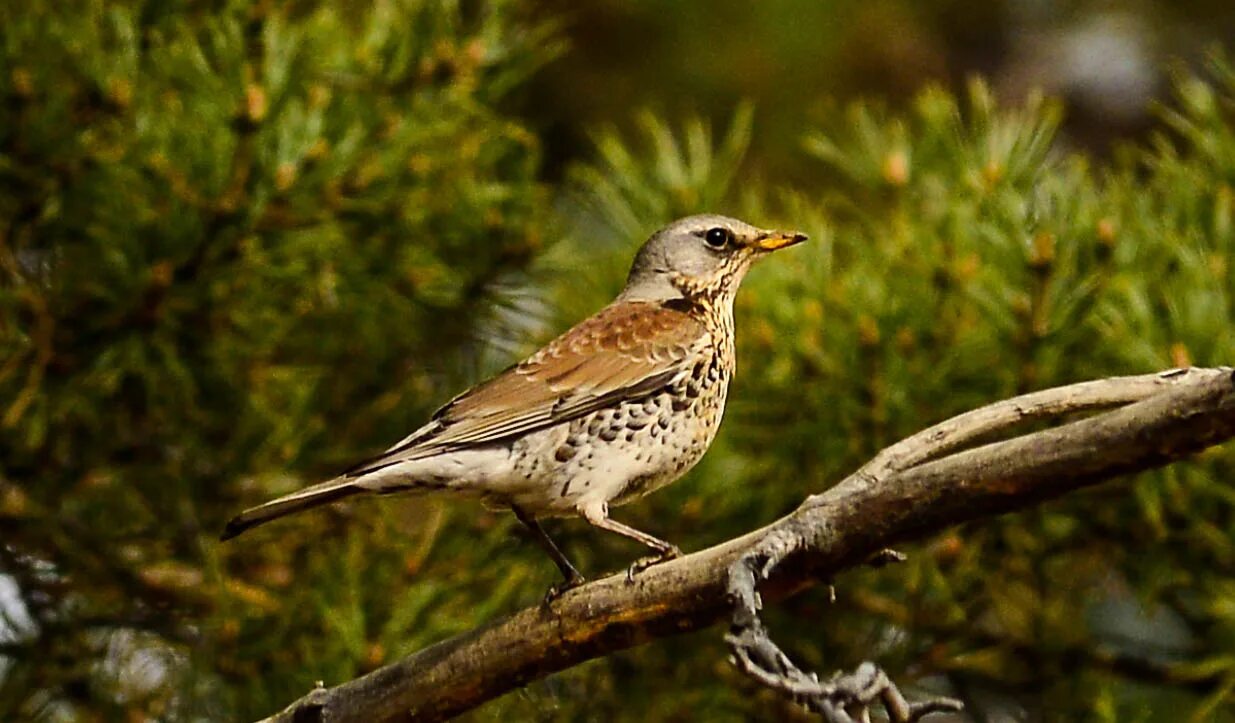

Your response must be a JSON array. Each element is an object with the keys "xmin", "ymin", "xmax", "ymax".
[
  {"xmin": 1, "ymin": 0, "xmax": 556, "ymax": 719},
  {"xmin": 517, "ymin": 69, "xmax": 1235, "ymax": 720},
  {"xmin": 4, "ymin": 1, "xmax": 1235, "ymax": 720}
]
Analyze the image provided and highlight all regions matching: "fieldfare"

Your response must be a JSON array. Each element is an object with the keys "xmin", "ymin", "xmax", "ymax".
[{"xmin": 222, "ymin": 214, "xmax": 806, "ymax": 594}]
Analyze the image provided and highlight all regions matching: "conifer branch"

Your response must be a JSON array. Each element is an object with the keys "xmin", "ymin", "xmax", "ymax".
[{"xmin": 263, "ymin": 367, "xmax": 1235, "ymax": 723}]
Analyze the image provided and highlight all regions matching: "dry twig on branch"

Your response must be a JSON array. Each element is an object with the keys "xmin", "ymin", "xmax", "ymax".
[{"xmin": 261, "ymin": 367, "xmax": 1235, "ymax": 723}]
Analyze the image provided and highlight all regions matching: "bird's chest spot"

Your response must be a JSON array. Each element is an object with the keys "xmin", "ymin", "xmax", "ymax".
[
  {"xmin": 538, "ymin": 348, "xmax": 732, "ymax": 509},
  {"xmin": 612, "ymin": 353, "xmax": 730, "ymax": 502}
]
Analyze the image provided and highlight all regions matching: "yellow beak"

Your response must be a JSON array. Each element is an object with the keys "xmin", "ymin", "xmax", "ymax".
[{"xmin": 750, "ymin": 230, "xmax": 809, "ymax": 251}]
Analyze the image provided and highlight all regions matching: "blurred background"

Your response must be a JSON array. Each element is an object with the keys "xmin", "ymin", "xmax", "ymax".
[
  {"xmin": 519, "ymin": 0, "xmax": 1235, "ymax": 171},
  {"xmin": 3, "ymin": 0, "xmax": 1235, "ymax": 720}
]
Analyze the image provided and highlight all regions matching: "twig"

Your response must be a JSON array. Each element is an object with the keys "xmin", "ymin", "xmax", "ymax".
[{"xmin": 724, "ymin": 367, "xmax": 1233, "ymax": 718}]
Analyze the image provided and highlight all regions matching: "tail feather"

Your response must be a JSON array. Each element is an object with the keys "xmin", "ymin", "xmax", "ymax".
[{"xmin": 220, "ymin": 477, "xmax": 363, "ymax": 541}]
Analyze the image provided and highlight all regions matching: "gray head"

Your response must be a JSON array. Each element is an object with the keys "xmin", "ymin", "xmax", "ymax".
[{"xmin": 619, "ymin": 214, "xmax": 807, "ymax": 303}]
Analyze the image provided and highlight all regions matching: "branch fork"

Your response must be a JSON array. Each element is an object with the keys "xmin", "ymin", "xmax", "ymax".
[{"xmin": 722, "ymin": 366, "xmax": 1235, "ymax": 718}]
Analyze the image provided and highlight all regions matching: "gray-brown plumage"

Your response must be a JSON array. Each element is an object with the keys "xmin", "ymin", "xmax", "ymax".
[{"xmin": 222, "ymin": 214, "xmax": 805, "ymax": 593}]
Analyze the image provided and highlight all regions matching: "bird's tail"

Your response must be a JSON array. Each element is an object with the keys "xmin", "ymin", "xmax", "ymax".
[{"xmin": 220, "ymin": 476, "xmax": 363, "ymax": 541}]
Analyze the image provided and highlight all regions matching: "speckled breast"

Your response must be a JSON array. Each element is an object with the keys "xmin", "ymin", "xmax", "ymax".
[{"xmin": 606, "ymin": 345, "xmax": 732, "ymax": 506}]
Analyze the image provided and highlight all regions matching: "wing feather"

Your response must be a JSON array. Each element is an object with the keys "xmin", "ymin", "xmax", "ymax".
[{"xmin": 344, "ymin": 300, "xmax": 708, "ymax": 477}]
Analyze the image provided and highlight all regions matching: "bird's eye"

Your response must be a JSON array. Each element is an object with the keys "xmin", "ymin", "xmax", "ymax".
[{"xmin": 703, "ymin": 227, "xmax": 730, "ymax": 248}]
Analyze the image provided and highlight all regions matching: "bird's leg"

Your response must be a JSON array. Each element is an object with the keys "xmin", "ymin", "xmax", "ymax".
[
  {"xmin": 512, "ymin": 505, "xmax": 585, "ymax": 602},
  {"xmin": 579, "ymin": 504, "xmax": 682, "ymax": 582}
]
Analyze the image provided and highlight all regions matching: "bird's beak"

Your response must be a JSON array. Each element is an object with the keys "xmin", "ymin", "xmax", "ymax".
[{"xmin": 750, "ymin": 230, "xmax": 808, "ymax": 252}]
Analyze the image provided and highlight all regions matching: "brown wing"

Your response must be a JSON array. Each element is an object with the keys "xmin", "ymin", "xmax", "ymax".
[{"xmin": 345, "ymin": 299, "xmax": 709, "ymax": 476}]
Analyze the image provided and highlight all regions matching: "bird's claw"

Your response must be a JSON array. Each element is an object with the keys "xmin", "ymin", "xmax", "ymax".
[
  {"xmin": 867, "ymin": 547, "xmax": 907, "ymax": 568},
  {"xmin": 542, "ymin": 572, "xmax": 586, "ymax": 606},
  {"xmin": 625, "ymin": 545, "xmax": 683, "ymax": 583}
]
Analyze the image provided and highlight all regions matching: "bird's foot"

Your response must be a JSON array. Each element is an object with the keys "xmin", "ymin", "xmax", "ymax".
[
  {"xmin": 542, "ymin": 572, "xmax": 586, "ymax": 606},
  {"xmin": 625, "ymin": 545, "xmax": 683, "ymax": 583}
]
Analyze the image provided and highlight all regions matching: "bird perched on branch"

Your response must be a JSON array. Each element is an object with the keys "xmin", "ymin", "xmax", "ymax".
[{"xmin": 221, "ymin": 214, "xmax": 806, "ymax": 596}]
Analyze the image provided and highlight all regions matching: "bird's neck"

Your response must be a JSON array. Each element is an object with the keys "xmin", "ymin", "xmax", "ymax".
[{"xmin": 621, "ymin": 263, "xmax": 742, "ymax": 302}]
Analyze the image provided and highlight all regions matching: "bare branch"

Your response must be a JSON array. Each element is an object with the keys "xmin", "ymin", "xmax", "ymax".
[{"xmin": 262, "ymin": 367, "xmax": 1235, "ymax": 723}]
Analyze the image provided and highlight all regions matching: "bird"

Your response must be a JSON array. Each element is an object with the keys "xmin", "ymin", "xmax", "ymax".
[{"xmin": 221, "ymin": 214, "xmax": 806, "ymax": 596}]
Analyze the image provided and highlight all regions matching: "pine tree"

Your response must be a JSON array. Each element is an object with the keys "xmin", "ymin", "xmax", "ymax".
[
  {"xmin": 4, "ymin": 1, "xmax": 1235, "ymax": 720},
  {"xmin": 1, "ymin": 1, "xmax": 556, "ymax": 718},
  {"xmin": 522, "ymin": 69, "xmax": 1235, "ymax": 720}
]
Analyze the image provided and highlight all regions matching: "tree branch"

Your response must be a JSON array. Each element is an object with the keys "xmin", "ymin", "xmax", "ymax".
[{"xmin": 261, "ymin": 367, "xmax": 1235, "ymax": 722}]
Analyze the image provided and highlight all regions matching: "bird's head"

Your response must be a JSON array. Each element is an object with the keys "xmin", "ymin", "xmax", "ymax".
[{"xmin": 619, "ymin": 214, "xmax": 807, "ymax": 304}]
